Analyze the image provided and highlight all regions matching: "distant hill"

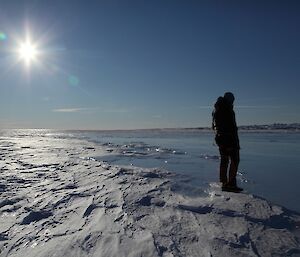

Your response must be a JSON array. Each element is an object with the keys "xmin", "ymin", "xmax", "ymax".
[
  {"xmin": 238, "ymin": 123, "xmax": 300, "ymax": 131},
  {"xmin": 193, "ymin": 123, "xmax": 300, "ymax": 131}
]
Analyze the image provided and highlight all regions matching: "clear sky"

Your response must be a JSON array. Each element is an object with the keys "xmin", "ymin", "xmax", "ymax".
[{"xmin": 0, "ymin": 0, "xmax": 299, "ymax": 129}]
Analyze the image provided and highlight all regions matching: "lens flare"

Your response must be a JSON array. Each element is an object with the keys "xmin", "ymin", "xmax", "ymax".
[
  {"xmin": 0, "ymin": 32, "xmax": 7, "ymax": 41},
  {"xmin": 68, "ymin": 75, "xmax": 80, "ymax": 86}
]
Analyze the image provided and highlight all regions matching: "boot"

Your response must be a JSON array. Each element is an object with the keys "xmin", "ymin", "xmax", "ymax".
[{"xmin": 223, "ymin": 178, "xmax": 243, "ymax": 192}]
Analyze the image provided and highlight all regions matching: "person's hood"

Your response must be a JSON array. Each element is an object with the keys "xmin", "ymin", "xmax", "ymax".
[{"xmin": 223, "ymin": 92, "xmax": 235, "ymax": 105}]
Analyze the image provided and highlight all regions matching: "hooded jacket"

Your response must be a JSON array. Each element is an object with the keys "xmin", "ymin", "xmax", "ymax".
[{"xmin": 212, "ymin": 97, "xmax": 240, "ymax": 148}]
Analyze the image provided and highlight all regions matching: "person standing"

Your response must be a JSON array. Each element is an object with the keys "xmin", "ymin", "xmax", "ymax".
[{"xmin": 212, "ymin": 92, "xmax": 243, "ymax": 192}]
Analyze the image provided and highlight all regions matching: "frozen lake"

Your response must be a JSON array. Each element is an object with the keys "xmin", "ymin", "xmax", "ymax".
[
  {"xmin": 1, "ymin": 128, "xmax": 299, "ymax": 256},
  {"xmin": 66, "ymin": 129, "xmax": 300, "ymax": 212},
  {"xmin": 1, "ymin": 129, "xmax": 299, "ymax": 212}
]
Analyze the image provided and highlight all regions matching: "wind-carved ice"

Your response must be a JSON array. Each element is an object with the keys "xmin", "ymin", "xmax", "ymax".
[{"xmin": 94, "ymin": 141, "xmax": 189, "ymax": 171}]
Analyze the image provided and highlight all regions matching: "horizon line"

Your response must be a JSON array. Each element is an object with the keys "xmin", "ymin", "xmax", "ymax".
[{"xmin": 1, "ymin": 122, "xmax": 299, "ymax": 131}]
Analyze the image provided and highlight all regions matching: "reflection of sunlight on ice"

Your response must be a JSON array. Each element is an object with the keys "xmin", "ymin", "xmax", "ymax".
[
  {"xmin": 206, "ymin": 182, "xmax": 224, "ymax": 199},
  {"xmin": 199, "ymin": 154, "xmax": 220, "ymax": 161},
  {"xmin": 208, "ymin": 191, "xmax": 216, "ymax": 199},
  {"xmin": 238, "ymin": 171, "xmax": 251, "ymax": 184},
  {"xmin": 31, "ymin": 241, "xmax": 38, "ymax": 248}
]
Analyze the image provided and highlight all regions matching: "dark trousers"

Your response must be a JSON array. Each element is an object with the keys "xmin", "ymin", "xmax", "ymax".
[{"xmin": 219, "ymin": 147, "xmax": 240, "ymax": 186}]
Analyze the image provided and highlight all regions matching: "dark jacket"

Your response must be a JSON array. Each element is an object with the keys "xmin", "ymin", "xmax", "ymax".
[{"xmin": 212, "ymin": 97, "xmax": 240, "ymax": 148}]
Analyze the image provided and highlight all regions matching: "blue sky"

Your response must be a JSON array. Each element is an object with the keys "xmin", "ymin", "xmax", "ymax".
[{"xmin": 0, "ymin": 0, "xmax": 299, "ymax": 129}]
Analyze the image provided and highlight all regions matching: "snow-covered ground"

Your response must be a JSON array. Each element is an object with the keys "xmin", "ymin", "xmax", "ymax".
[{"xmin": 0, "ymin": 131, "xmax": 300, "ymax": 257}]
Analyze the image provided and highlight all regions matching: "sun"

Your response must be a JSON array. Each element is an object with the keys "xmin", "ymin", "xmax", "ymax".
[{"xmin": 18, "ymin": 40, "xmax": 38, "ymax": 65}]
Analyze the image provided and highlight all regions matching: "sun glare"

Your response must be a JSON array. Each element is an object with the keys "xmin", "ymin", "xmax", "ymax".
[{"xmin": 18, "ymin": 40, "xmax": 38, "ymax": 65}]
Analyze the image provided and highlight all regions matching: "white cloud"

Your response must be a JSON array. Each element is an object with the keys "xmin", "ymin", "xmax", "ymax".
[
  {"xmin": 52, "ymin": 108, "xmax": 91, "ymax": 113},
  {"xmin": 52, "ymin": 107, "xmax": 131, "ymax": 113}
]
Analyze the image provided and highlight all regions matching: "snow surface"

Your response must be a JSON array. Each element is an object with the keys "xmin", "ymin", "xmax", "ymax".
[{"xmin": 0, "ymin": 131, "xmax": 300, "ymax": 257}]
